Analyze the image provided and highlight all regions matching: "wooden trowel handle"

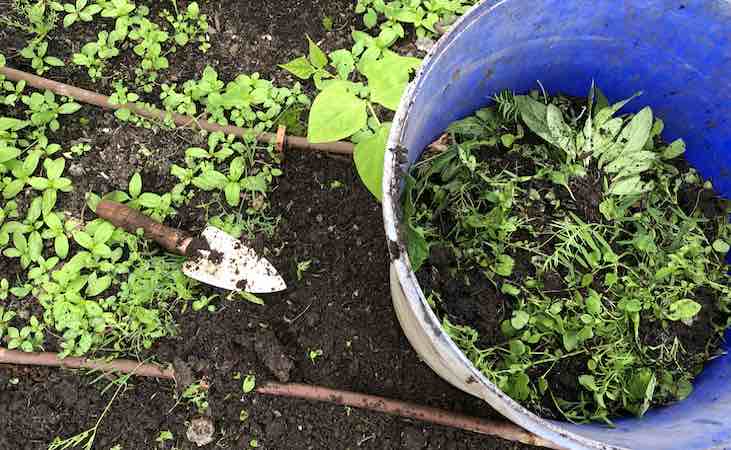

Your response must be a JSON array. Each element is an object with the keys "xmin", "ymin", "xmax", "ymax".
[{"xmin": 96, "ymin": 200, "xmax": 191, "ymax": 255}]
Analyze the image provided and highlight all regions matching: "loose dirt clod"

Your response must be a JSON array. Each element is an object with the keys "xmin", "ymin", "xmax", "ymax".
[
  {"xmin": 254, "ymin": 329, "xmax": 294, "ymax": 382},
  {"xmin": 172, "ymin": 358, "xmax": 194, "ymax": 392},
  {"xmin": 186, "ymin": 416, "xmax": 215, "ymax": 447}
]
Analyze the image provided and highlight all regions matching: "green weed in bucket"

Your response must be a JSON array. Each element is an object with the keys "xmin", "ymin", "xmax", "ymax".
[{"xmin": 404, "ymin": 84, "xmax": 731, "ymax": 424}]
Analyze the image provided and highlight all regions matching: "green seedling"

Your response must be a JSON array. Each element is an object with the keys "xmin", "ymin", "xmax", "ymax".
[
  {"xmin": 29, "ymin": 157, "xmax": 73, "ymax": 212},
  {"xmin": 19, "ymin": 40, "xmax": 64, "ymax": 75},
  {"xmin": 100, "ymin": 0, "xmax": 135, "ymax": 18},
  {"xmin": 3, "ymin": 149, "xmax": 41, "ymax": 199},
  {"xmin": 156, "ymin": 430, "xmax": 173, "ymax": 445},
  {"xmin": 242, "ymin": 374, "xmax": 255, "ymax": 393},
  {"xmin": 181, "ymin": 380, "xmax": 209, "ymax": 413},
  {"xmin": 5, "ymin": 315, "xmax": 44, "ymax": 352},
  {"xmin": 296, "ymin": 259, "xmax": 311, "ymax": 281},
  {"xmin": 50, "ymin": 0, "xmax": 102, "ymax": 27},
  {"xmin": 308, "ymin": 348, "xmax": 323, "ymax": 363},
  {"xmin": 22, "ymin": 90, "xmax": 81, "ymax": 131},
  {"xmin": 161, "ymin": 1, "xmax": 210, "ymax": 52},
  {"xmin": 322, "ymin": 15, "xmax": 334, "ymax": 31}
]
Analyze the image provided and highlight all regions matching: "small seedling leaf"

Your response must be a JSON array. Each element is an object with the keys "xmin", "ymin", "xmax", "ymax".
[
  {"xmin": 242, "ymin": 374, "xmax": 256, "ymax": 393},
  {"xmin": 712, "ymin": 239, "xmax": 729, "ymax": 254},
  {"xmin": 279, "ymin": 56, "xmax": 316, "ymax": 80}
]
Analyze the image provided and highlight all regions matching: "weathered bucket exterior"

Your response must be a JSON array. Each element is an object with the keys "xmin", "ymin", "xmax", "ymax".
[{"xmin": 382, "ymin": 1, "xmax": 731, "ymax": 449}]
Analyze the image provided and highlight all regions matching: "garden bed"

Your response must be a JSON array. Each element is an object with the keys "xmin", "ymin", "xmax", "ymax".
[{"xmin": 0, "ymin": 0, "xmax": 540, "ymax": 449}]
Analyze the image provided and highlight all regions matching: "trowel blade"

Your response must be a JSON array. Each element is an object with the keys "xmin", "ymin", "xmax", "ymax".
[{"xmin": 181, "ymin": 226, "xmax": 287, "ymax": 293}]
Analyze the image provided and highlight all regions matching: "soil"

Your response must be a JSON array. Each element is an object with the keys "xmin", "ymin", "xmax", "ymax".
[{"xmin": 0, "ymin": 1, "xmax": 538, "ymax": 449}]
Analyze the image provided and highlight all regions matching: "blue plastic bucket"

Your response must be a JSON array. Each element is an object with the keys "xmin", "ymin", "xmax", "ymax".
[{"xmin": 382, "ymin": 1, "xmax": 731, "ymax": 449}]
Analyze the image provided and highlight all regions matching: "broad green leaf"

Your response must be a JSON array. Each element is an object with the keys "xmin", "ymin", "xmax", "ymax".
[
  {"xmin": 0, "ymin": 117, "xmax": 29, "ymax": 131},
  {"xmin": 28, "ymin": 232, "xmax": 43, "ymax": 261},
  {"xmin": 73, "ymin": 231, "xmax": 94, "ymax": 249},
  {"xmin": 55, "ymin": 235, "xmax": 69, "ymax": 259},
  {"xmin": 229, "ymin": 157, "xmax": 245, "ymax": 181},
  {"xmin": 44, "ymin": 212, "xmax": 63, "ymax": 230},
  {"xmin": 494, "ymin": 254, "xmax": 514, "ymax": 276},
  {"xmin": 29, "ymin": 177, "xmax": 50, "ymax": 190},
  {"xmin": 579, "ymin": 374, "xmax": 598, "ymax": 391},
  {"xmin": 329, "ymin": 49, "xmax": 355, "ymax": 80},
  {"xmin": 545, "ymin": 104, "xmax": 576, "ymax": 154},
  {"xmin": 360, "ymin": 50, "xmax": 421, "ymax": 111},
  {"xmin": 406, "ymin": 223, "xmax": 428, "ymax": 271},
  {"xmin": 58, "ymin": 102, "xmax": 82, "ymax": 114},
  {"xmin": 94, "ymin": 221, "xmax": 115, "ymax": 243},
  {"xmin": 45, "ymin": 157, "xmax": 65, "ymax": 179},
  {"xmin": 668, "ymin": 299, "xmax": 702, "ymax": 321},
  {"xmin": 516, "ymin": 96, "xmax": 551, "ymax": 143},
  {"xmin": 3, "ymin": 180, "xmax": 25, "ymax": 199},
  {"xmin": 138, "ymin": 192, "xmax": 162, "ymax": 208},
  {"xmin": 307, "ymin": 85, "xmax": 366, "ymax": 143},
  {"xmin": 129, "ymin": 172, "xmax": 142, "ymax": 198},
  {"xmin": 193, "ymin": 170, "xmax": 228, "ymax": 190},
  {"xmin": 224, "ymin": 182, "xmax": 240, "ymax": 206},
  {"xmin": 511, "ymin": 310, "xmax": 529, "ymax": 330},
  {"xmin": 713, "ymin": 239, "xmax": 730, "ymax": 253},
  {"xmin": 279, "ymin": 56, "xmax": 316, "ymax": 80},
  {"xmin": 608, "ymin": 175, "xmax": 642, "ymax": 196},
  {"xmin": 354, "ymin": 122, "xmax": 390, "ymax": 201},
  {"xmin": 364, "ymin": 8, "xmax": 377, "ymax": 28},
  {"xmin": 586, "ymin": 292, "xmax": 603, "ymax": 315},
  {"xmin": 662, "ymin": 139, "xmax": 686, "ymax": 160},
  {"xmin": 0, "ymin": 147, "xmax": 20, "ymax": 163},
  {"xmin": 187, "ymin": 2, "xmax": 200, "ymax": 16},
  {"xmin": 307, "ymin": 36, "xmax": 328, "ymax": 69},
  {"xmin": 63, "ymin": 13, "xmax": 77, "ymax": 28},
  {"xmin": 185, "ymin": 147, "xmax": 209, "ymax": 159},
  {"xmin": 86, "ymin": 273, "xmax": 112, "ymax": 296},
  {"xmin": 240, "ymin": 174, "xmax": 267, "ymax": 193},
  {"xmin": 44, "ymin": 57, "xmax": 65, "ymax": 67}
]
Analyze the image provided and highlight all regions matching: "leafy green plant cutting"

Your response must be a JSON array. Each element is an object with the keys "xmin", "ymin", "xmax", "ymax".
[
  {"xmin": 281, "ymin": 36, "xmax": 420, "ymax": 200},
  {"xmin": 404, "ymin": 84, "xmax": 731, "ymax": 423}
]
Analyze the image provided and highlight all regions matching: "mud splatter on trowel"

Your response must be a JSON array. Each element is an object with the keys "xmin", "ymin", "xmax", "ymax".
[{"xmin": 96, "ymin": 200, "xmax": 286, "ymax": 293}]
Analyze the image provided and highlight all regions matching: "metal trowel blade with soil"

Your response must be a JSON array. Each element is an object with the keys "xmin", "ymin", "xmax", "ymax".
[
  {"xmin": 181, "ymin": 226, "xmax": 286, "ymax": 293},
  {"xmin": 96, "ymin": 200, "xmax": 286, "ymax": 293}
]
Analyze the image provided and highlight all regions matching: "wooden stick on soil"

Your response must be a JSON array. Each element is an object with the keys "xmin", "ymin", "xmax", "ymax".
[
  {"xmin": 257, "ymin": 382, "xmax": 565, "ymax": 450},
  {"xmin": 0, "ymin": 348, "xmax": 175, "ymax": 380},
  {"xmin": 0, "ymin": 66, "xmax": 355, "ymax": 155},
  {"xmin": 0, "ymin": 347, "xmax": 561, "ymax": 448}
]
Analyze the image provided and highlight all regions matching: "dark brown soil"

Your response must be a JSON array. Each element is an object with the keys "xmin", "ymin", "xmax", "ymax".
[{"xmin": 0, "ymin": 1, "xmax": 538, "ymax": 449}]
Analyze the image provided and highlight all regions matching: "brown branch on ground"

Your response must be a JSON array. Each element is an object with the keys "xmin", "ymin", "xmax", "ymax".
[
  {"xmin": 0, "ymin": 347, "xmax": 561, "ymax": 448},
  {"xmin": 257, "ymin": 382, "xmax": 565, "ymax": 450},
  {"xmin": 0, "ymin": 66, "xmax": 355, "ymax": 155},
  {"xmin": 0, "ymin": 348, "xmax": 175, "ymax": 380}
]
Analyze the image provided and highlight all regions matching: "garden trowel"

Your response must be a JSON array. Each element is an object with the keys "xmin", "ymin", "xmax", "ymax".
[{"xmin": 96, "ymin": 200, "xmax": 286, "ymax": 293}]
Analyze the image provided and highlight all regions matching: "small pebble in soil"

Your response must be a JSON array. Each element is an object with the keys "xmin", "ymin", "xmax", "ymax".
[
  {"xmin": 172, "ymin": 358, "xmax": 194, "ymax": 391},
  {"xmin": 415, "ymin": 37, "xmax": 435, "ymax": 52},
  {"xmin": 186, "ymin": 416, "xmax": 215, "ymax": 447},
  {"xmin": 68, "ymin": 163, "xmax": 85, "ymax": 177}
]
